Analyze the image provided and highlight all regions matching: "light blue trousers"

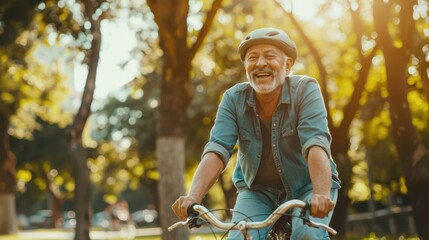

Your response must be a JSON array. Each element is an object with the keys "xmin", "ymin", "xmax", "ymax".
[{"xmin": 226, "ymin": 186, "xmax": 338, "ymax": 240}]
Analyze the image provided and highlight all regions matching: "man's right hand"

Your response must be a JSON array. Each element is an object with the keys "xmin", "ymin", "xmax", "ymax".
[
  {"xmin": 171, "ymin": 195, "xmax": 200, "ymax": 220},
  {"xmin": 171, "ymin": 152, "xmax": 224, "ymax": 220}
]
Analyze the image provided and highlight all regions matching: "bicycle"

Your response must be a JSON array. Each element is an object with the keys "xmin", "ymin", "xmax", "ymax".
[{"xmin": 168, "ymin": 199, "xmax": 337, "ymax": 240}]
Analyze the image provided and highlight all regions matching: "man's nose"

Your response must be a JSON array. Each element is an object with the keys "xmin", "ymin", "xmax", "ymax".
[{"xmin": 255, "ymin": 56, "xmax": 267, "ymax": 68}]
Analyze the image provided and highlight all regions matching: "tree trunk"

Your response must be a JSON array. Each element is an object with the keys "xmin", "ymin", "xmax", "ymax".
[
  {"xmin": 71, "ymin": 142, "xmax": 92, "ymax": 240},
  {"xmin": 0, "ymin": 194, "xmax": 16, "ymax": 234},
  {"xmin": 384, "ymin": 51, "xmax": 429, "ymax": 239},
  {"xmin": 373, "ymin": 1, "xmax": 429, "ymax": 238},
  {"xmin": 0, "ymin": 117, "xmax": 17, "ymax": 235},
  {"xmin": 42, "ymin": 168, "xmax": 66, "ymax": 228},
  {"xmin": 147, "ymin": 1, "xmax": 222, "ymax": 238},
  {"xmin": 156, "ymin": 57, "xmax": 192, "ymax": 240},
  {"xmin": 149, "ymin": 0, "xmax": 191, "ymax": 238},
  {"xmin": 157, "ymin": 137, "xmax": 188, "ymax": 239},
  {"xmin": 329, "ymin": 48, "xmax": 374, "ymax": 235},
  {"xmin": 406, "ymin": 155, "xmax": 429, "ymax": 239},
  {"xmin": 70, "ymin": 1, "xmax": 103, "ymax": 239},
  {"xmin": 51, "ymin": 194, "xmax": 64, "ymax": 228}
]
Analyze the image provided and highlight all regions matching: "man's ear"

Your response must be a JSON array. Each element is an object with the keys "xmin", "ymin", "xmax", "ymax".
[{"xmin": 286, "ymin": 57, "xmax": 293, "ymax": 69}]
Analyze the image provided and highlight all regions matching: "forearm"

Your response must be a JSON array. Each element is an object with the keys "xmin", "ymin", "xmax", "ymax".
[
  {"xmin": 307, "ymin": 146, "xmax": 332, "ymax": 197},
  {"xmin": 188, "ymin": 152, "xmax": 224, "ymax": 203}
]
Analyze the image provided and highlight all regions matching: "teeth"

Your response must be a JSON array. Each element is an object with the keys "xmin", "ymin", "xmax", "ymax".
[{"xmin": 256, "ymin": 73, "xmax": 270, "ymax": 77}]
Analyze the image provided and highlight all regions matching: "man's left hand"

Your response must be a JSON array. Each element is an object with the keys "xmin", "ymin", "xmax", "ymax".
[{"xmin": 310, "ymin": 193, "xmax": 334, "ymax": 218}]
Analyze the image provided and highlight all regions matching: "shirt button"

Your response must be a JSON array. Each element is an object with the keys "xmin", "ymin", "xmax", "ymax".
[
  {"xmin": 273, "ymin": 123, "xmax": 277, "ymax": 127},
  {"xmin": 273, "ymin": 144, "xmax": 276, "ymax": 147}
]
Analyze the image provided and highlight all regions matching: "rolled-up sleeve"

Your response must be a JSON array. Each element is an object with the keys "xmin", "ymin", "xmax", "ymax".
[
  {"xmin": 202, "ymin": 142, "xmax": 231, "ymax": 167},
  {"xmin": 202, "ymin": 89, "xmax": 239, "ymax": 168},
  {"xmin": 302, "ymin": 135, "xmax": 331, "ymax": 159},
  {"xmin": 297, "ymin": 79, "xmax": 332, "ymax": 159}
]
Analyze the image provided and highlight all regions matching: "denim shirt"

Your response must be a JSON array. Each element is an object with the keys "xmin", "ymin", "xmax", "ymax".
[{"xmin": 202, "ymin": 75, "xmax": 341, "ymax": 199}]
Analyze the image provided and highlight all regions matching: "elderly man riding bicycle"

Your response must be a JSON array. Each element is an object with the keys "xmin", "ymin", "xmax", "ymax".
[{"xmin": 172, "ymin": 27, "xmax": 341, "ymax": 240}]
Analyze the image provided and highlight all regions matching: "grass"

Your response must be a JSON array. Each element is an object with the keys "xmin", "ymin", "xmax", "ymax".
[
  {"xmin": 136, "ymin": 235, "xmax": 223, "ymax": 240},
  {"xmin": 0, "ymin": 229, "xmax": 420, "ymax": 240},
  {"xmin": 0, "ymin": 234, "xmax": 220, "ymax": 240},
  {"xmin": 0, "ymin": 229, "xmax": 223, "ymax": 240}
]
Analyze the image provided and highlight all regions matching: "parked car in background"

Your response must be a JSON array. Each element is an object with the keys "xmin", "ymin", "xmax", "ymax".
[
  {"xmin": 28, "ymin": 209, "xmax": 52, "ymax": 229},
  {"xmin": 17, "ymin": 214, "xmax": 30, "ymax": 229},
  {"xmin": 92, "ymin": 211, "xmax": 111, "ymax": 228},
  {"xmin": 131, "ymin": 209, "xmax": 158, "ymax": 228},
  {"xmin": 61, "ymin": 211, "xmax": 76, "ymax": 229}
]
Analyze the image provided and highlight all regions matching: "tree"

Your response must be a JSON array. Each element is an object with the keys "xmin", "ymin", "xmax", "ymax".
[
  {"xmin": 66, "ymin": 0, "xmax": 110, "ymax": 239},
  {"xmin": 0, "ymin": 0, "xmax": 43, "ymax": 234},
  {"xmin": 146, "ymin": 0, "xmax": 223, "ymax": 238},
  {"xmin": 12, "ymin": 118, "xmax": 73, "ymax": 228},
  {"xmin": 1, "ymin": 0, "xmax": 108, "ymax": 237},
  {"xmin": 90, "ymin": 72, "xmax": 161, "ymax": 209},
  {"xmin": 373, "ymin": 0, "xmax": 429, "ymax": 238},
  {"xmin": 0, "ymin": 0, "xmax": 77, "ymax": 233},
  {"xmin": 3, "ymin": 0, "xmax": 110, "ymax": 237}
]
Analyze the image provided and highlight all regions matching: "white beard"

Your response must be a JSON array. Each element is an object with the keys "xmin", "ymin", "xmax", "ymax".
[{"xmin": 248, "ymin": 65, "xmax": 287, "ymax": 94}]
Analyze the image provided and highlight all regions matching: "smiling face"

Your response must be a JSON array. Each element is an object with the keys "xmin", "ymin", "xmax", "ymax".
[{"xmin": 244, "ymin": 44, "xmax": 292, "ymax": 94}]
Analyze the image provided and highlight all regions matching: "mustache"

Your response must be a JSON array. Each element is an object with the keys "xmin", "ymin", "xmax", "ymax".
[{"xmin": 250, "ymin": 68, "xmax": 275, "ymax": 76}]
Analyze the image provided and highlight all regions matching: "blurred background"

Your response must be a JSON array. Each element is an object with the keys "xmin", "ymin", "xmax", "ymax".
[{"xmin": 0, "ymin": 0, "xmax": 428, "ymax": 239}]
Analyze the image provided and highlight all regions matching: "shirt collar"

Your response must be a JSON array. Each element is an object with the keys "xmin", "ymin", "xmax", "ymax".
[{"xmin": 246, "ymin": 77, "xmax": 292, "ymax": 110}]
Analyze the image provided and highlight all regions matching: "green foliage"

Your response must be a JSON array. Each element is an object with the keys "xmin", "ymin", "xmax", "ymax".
[
  {"xmin": 1, "ymin": 41, "xmax": 72, "ymax": 139},
  {"xmin": 12, "ymin": 118, "xmax": 74, "ymax": 214},
  {"xmin": 3, "ymin": 0, "xmax": 108, "ymax": 219},
  {"xmin": 90, "ymin": 72, "xmax": 161, "ymax": 197},
  {"xmin": 0, "ymin": 0, "xmax": 44, "ymax": 46},
  {"xmin": 0, "ymin": 0, "xmax": 82, "ymax": 138},
  {"xmin": 358, "ymin": 232, "xmax": 420, "ymax": 240}
]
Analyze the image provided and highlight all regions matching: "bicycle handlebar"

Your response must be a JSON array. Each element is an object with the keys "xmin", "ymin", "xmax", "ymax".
[{"xmin": 168, "ymin": 199, "xmax": 337, "ymax": 235}]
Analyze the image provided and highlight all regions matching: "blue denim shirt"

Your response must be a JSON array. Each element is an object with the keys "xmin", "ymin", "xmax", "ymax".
[{"xmin": 202, "ymin": 75, "xmax": 341, "ymax": 199}]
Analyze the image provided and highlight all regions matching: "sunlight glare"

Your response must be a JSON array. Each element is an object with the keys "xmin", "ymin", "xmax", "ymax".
[
  {"xmin": 289, "ymin": 0, "xmax": 320, "ymax": 21},
  {"xmin": 74, "ymin": 20, "xmax": 139, "ymax": 99},
  {"xmin": 288, "ymin": 0, "xmax": 345, "ymax": 21}
]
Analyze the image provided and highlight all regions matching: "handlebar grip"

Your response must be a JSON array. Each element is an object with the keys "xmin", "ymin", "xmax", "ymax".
[
  {"xmin": 187, "ymin": 203, "xmax": 203, "ymax": 229},
  {"xmin": 187, "ymin": 203, "xmax": 198, "ymax": 217},
  {"xmin": 304, "ymin": 200, "xmax": 311, "ymax": 210},
  {"xmin": 300, "ymin": 201, "xmax": 311, "ymax": 223},
  {"xmin": 301, "ymin": 200, "xmax": 311, "ymax": 216}
]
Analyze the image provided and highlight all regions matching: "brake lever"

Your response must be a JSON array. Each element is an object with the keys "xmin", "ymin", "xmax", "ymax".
[
  {"xmin": 304, "ymin": 219, "xmax": 337, "ymax": 235},
  {"xmin": 168, "ymin": 203, "xmax": 202, "ymax": 231},
  {"xmin": 300, "ymin": 200, "xmax": 311, "ymax": 219},
  {"xmin": 168, "ymin": 214, "xmax": 203, "ymax": 231},
  {"xmin": 187, "ymin": 203, "xmax": 203, "ymax": 229},
  {"xmin": 300, "ymin": 201, "xmax": 337, "ymax": 235}
]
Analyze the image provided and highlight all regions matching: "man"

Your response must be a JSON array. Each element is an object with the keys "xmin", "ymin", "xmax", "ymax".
[{"xmin": 172, "ymin": 27, "xmax": 341, "ymax": 239}]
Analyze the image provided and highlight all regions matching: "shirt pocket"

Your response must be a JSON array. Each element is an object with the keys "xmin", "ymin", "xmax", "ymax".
[
  {"xmin": 281, "ymin": 122, "xmax": 301, "ymax": 149},
  {"xmin": 282, "ymin": 122, "xmax": 297, "ymax": 137},
  {"xmin": 238, "ymin": 128, "xmax": 252, "ymax": 155},
  {"xmin": 281, "ymin": 122, "xmax": 302, "ymax": 165}
]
